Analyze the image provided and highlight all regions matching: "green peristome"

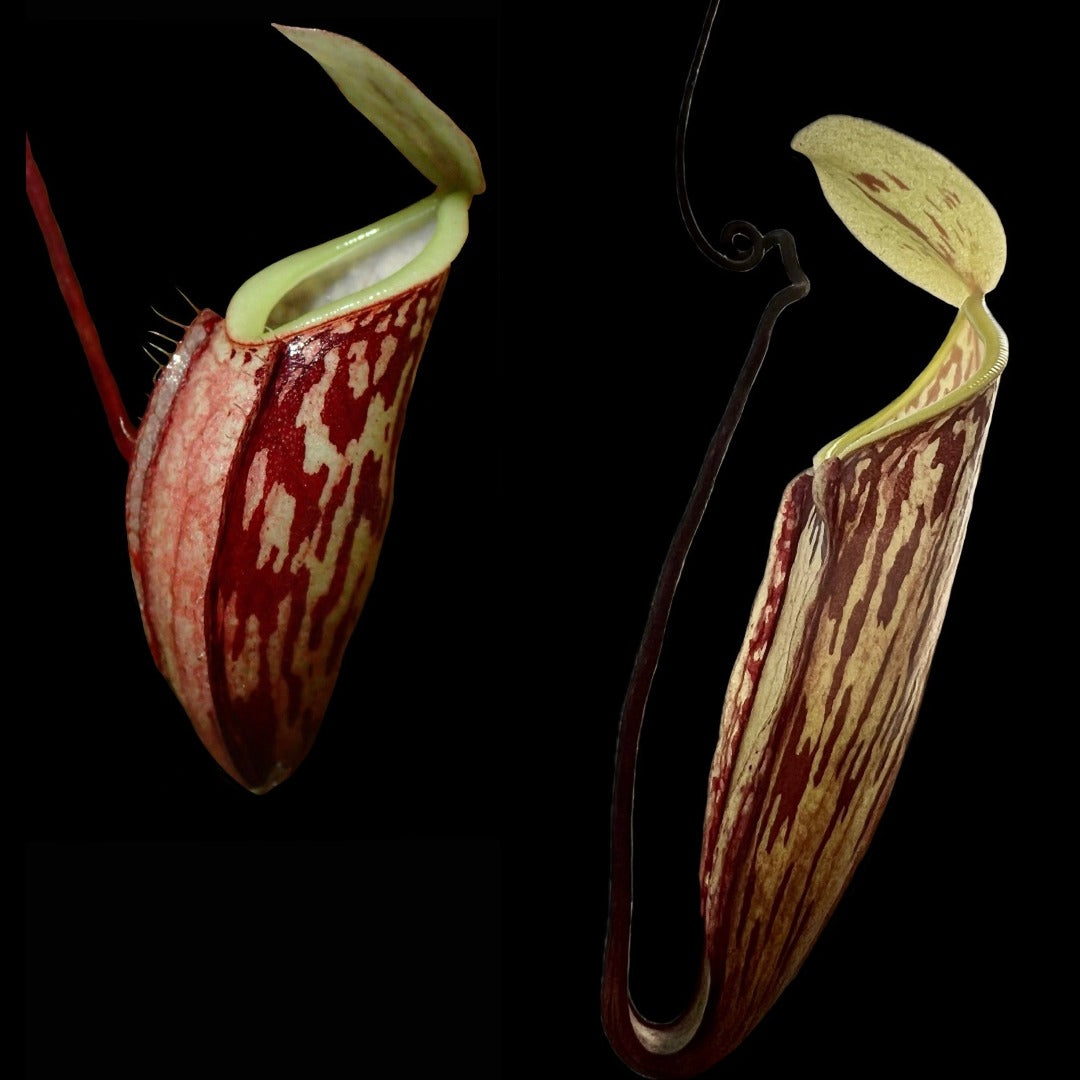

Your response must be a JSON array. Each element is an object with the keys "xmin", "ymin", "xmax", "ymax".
[
  {"xmin": 226, "ymin": 190, "xmax": 471, "ymax": 341},
  {"xmin": 224, "ymin": 26, "xmax": 484, "ymax": 343}
]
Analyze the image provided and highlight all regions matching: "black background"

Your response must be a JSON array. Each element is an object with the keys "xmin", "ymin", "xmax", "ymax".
[{"xmin": 23, "ymin": 4, "xmax": 1058, "ymax": 1077}]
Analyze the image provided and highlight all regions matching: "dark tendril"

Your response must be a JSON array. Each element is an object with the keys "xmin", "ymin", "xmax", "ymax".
[{"xmin": 603, "ymin": 1, "xmax": 811, "ymax": 1071}]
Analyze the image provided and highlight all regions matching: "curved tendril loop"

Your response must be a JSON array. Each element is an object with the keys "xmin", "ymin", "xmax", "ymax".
[
  {"xmin": 676, "ymin": 0, "xmax": 766, "ymax": 273},
  {"xmin": 604, "ymin": 0, "xmax": 811, "ymax": 1065}
]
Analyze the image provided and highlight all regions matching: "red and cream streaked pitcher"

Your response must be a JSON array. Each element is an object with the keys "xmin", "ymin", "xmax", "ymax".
[{"xmin": 26, "ymin": 26, "xmax": 485, "ymax": 793}]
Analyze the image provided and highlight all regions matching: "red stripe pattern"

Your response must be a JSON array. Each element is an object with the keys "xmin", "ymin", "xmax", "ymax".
[
  {"xmin": 696, "ymin": 307, "xmax": 997, "ymax": 1058},
  {"xmin": 127, "ymin": 275, "xmax": 446, "ymax": 791}
]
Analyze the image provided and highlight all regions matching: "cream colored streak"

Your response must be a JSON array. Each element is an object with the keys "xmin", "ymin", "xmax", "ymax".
[
  {"xmin": 409, "ymin": 297, "xmax": 428, "ymax": 339},
  {"xmin": 258, "ymin": 483, "xmax": 298, "ymax": 574},
  {"xmin": 243, "ymin": 449, "xmax": 270, "ymax": 531},
  {"xmin": 347, "ymin": 340, "xmax": 370, "ymax": 399},
  {"xmin": 374, "ymin": 334, "xmax": 398, "ymax": 384}
]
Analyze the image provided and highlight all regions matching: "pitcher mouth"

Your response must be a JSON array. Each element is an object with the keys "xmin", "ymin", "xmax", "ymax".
[
  {"xmin": 225, "ymin": 188, "xmax": 471, "ymax": 342},
  {"xmin": 814, "ymin": 295, "xmax": 1008, "ymax": 465}
]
